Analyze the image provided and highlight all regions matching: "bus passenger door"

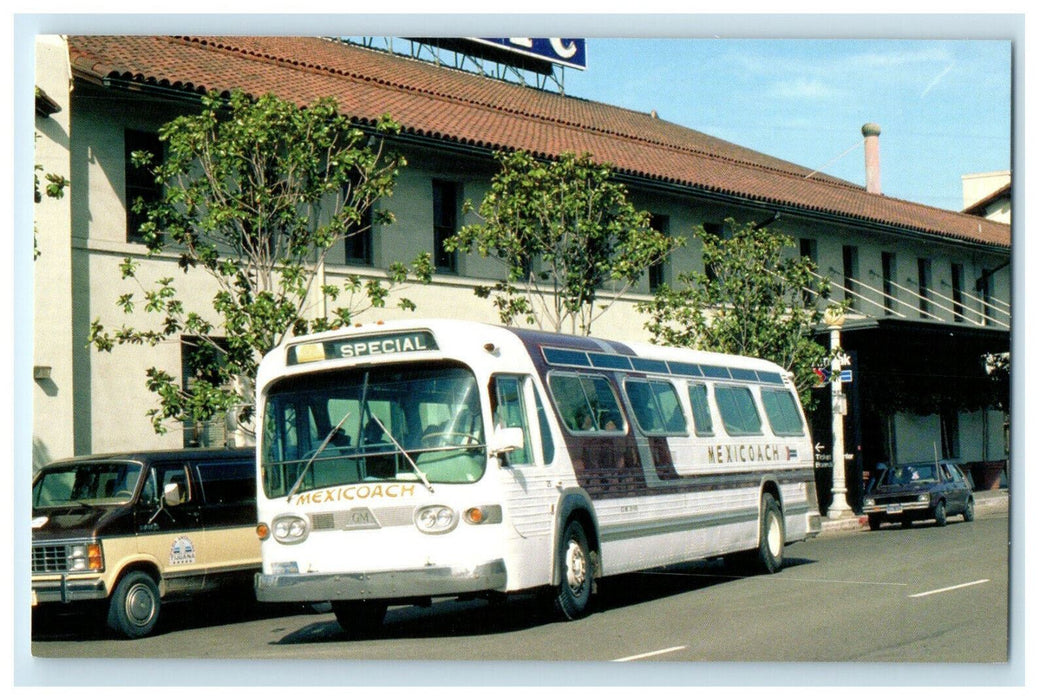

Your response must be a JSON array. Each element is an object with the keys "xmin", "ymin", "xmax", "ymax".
[{"xmin": 492, "ymin": 375, "xmax": 558, "ymax": 589}]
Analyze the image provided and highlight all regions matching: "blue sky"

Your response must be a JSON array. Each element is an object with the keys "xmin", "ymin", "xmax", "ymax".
[{"xmin": 564, "ymin": 38, "xmax": 1012, "ymax": 212}]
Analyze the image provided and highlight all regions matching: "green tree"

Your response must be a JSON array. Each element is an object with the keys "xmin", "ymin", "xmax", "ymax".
[
  {"xmin": 641, "ymin": 219, "xmax": 831, "ymax": 408},
  {"xmin": 445, "ymin": 150, "xmax": 682, "ymax": 335},
  {"xmin": 89, "ymin": 90, "xmax": 432, "ymax": 438}
]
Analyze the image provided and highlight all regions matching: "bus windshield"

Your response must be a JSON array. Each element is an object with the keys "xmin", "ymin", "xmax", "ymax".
[
  {"xmin": 261, "ymin": 362, "xmax": 486, "ymax": 498},
  {"xmin": 33, "ymin": 461, "xmax": 144, "ymax": 508}
]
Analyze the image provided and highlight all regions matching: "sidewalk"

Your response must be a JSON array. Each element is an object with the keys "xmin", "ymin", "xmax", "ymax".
[{"xmin": 818, "ymin": 488, "xmax": 1010, "ymax": 534}]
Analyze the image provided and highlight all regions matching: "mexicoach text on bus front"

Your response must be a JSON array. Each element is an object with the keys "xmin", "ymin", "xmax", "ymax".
[{"xmin": 289, "ymin": 331, "xmax": 438, "ymax": 365}]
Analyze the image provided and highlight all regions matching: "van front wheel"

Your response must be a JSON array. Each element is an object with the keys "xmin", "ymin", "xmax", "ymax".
[{"xmin": 107, "ymin": 571, "xmax": 161, "ymax": 638}]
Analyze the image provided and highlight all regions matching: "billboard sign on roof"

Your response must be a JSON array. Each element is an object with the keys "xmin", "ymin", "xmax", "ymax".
[{"xmin": 469, "ymin": 38, "xmax": 587, "ymax": 70}]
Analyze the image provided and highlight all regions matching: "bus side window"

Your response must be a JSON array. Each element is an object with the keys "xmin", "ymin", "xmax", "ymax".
[
  {"xmin": 688, "ymin": 384, "xmax": 715, "ymax": 436},
  {"xmin": 493, "ymin": 375, "xmax": 534, "ymax": 465},
  {"xmin": 580, "ymin": 375, "xmax": 625, "ymax": 432},
  {"xmin": 714, "ymin": 384, "xmax": 763, "ymax": 436},
  {"xmin": 550, "ymin": 373, "xmax": 626, "ymax": 434},
  {"xmin": 761, "ymin": 388, "xmax": 806, "ymax": 436}
]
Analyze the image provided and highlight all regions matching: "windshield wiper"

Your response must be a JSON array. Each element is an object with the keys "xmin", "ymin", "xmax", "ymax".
[
  {"xmin": 370, "ymin": 416, "xmax": 434, "ymax": 493},
  {"xmin": 286, "ymin": 409, "xmax": 355, "ymax": 502}
]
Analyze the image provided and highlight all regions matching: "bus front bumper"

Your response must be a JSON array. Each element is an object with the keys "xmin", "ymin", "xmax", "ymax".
[{"xmin": 254, "ymin": 559, "xmax": 508, "ymax": 603}]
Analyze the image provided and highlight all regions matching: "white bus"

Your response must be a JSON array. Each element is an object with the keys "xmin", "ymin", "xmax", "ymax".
[{"xmin": 254, "ymin": 319, "xmax": 820, "ymax": 635}]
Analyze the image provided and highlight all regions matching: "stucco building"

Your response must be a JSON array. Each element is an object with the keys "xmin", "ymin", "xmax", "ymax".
[{"xmin": 32, "ymin": 36, "xmax": 1011, "ymax": 512}]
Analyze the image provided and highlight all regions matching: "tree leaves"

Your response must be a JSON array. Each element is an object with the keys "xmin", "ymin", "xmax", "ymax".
[
  {"xmin": 448, "ymin": 150, "xmax": 682, "ymax": 335},
  {"xmin": 89, "ymin": 90, "xmax": 427, "ymax": 438},
  {"xmin": 642, "ymin": 219, "xmax": 831, "ymax": 410}
]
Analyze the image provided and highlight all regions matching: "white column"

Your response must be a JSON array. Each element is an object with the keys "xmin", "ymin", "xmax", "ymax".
[{"xmin": 826, "ymin": 309, "xmax": 853, "ymax": 520}]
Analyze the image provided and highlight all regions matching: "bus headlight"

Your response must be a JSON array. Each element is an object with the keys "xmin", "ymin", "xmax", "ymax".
[
  {"xmin": 271, "ymin": 515, "xmax": 310, "ymax": 544},
  {"xmin": 415, "ymin": 505, "xmax": 458, "ymax": 534}
]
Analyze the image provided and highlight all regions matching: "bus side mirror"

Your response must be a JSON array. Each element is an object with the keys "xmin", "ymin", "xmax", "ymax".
[
  {"xmin": 163, "ymin": 482, "xmax": 182, "ymax": 507},
  {"xmin": 489, "ymin": 426, "xmax": 524, "ymax": 459}
]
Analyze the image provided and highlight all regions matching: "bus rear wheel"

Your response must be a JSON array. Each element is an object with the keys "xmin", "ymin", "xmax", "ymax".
[
  {"xmin": 754, "ymin": 492, "xmax": 785, "ymax": 574},
  {"xmin": 332, "ymin": 600, "xmax": 388, "ymax": 639},
  {"xmin": 552, "ymin": 520, "xmax": 594, "ymax": 621}
]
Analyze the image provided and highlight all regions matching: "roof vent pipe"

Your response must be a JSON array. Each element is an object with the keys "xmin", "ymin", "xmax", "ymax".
[{"xmin": 862, "ymin": 123, "xmax": 882, "ymax": 195}]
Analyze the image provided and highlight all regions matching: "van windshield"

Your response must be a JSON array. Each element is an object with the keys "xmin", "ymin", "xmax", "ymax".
[
  {"xmin": 261, "ymin": 362, "xmax": 486, "ymax": 498},
  {"xmin": 33, "ymin": 461, "xmax": 144, "ymax": 508}
]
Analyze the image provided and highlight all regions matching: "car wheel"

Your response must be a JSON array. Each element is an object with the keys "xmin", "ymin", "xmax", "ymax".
[
  {"xmin": 934, "ymin": 500, "xmax": 948, "ymax": 527},
  {"xmin": 754, "ymin": 493, "xmax": 785, "ymax": 574},
  {"xmin": 332, "ymin": 601, "xmax": 387, "ymax": 639},
  {"xmin": 552, "ymin": 520, "xmax": 594, "ymax": 620},
  {"xmin": 867, "ymin": 513, "xmax": 882, "ymax": 531},
  {"xmin": 962, "ymin": 498, "xmax": 975, "ymax": 522},
  {"xmin": 107, "ymin": 571, "xmax": 161, "ymax": 639}
]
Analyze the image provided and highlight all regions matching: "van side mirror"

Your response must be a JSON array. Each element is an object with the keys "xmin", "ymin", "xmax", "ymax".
[
  {"xmin": 163, "ymin": 482, "xmax": 182, "ymax": 507},
  {"xmin": 488, "ymin": 426, "xmax": 524, "ymax": 459}
]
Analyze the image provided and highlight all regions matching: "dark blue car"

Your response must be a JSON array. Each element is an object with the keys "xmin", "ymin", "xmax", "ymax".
[{"xmin": 862, "ymin": 460, "xmax": 975, "ymax": 530}]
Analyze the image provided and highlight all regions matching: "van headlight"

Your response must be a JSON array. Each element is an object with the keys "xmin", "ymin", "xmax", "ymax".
[
  {"xmin": 271, "ymin": 515, "xmax": 310, "ymax": 544},
  {"xmin": 415, "ymin": 505, "xmax": 458, "ymax": 534},
  {"xmin": 68, "ymin": 542, "xmax": 104, "ymax": 572}
]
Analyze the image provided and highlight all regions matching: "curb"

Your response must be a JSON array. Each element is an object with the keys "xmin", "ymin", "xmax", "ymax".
[{"xmin": 817, "ymin": 489, "xmax": 1009, "ymax": 534}]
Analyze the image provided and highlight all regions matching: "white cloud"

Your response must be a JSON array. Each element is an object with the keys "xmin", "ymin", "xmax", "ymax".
[
  {"xmin": 920, "ymin": 63, "xmax": 955, "ymax": 98},
  {"xmin": 766, "ymin": 78, "xmax": 839, "ymax": 100}
]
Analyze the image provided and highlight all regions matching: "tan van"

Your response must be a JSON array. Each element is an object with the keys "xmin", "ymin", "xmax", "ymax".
[{"xmin": 31, "ymin": 448, "xmax": 258, "ymax": 638}]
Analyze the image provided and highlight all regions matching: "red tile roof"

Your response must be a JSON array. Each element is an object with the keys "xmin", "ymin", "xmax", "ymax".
[{"xmin": 67, "ymin": 35, "xmax": 1010, "ymax": 250}]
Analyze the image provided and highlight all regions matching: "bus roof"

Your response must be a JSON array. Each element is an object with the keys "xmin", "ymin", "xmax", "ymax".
[{"xmin": 263, "ymin": 319, "xmax": 792, "ymax": 385}]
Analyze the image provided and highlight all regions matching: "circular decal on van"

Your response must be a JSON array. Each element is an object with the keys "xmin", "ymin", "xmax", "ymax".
[{"xmin": 170, "ymin": 536, "xmax": 196, "ymax": 565}]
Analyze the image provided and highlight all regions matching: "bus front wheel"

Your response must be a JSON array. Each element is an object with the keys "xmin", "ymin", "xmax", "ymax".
[
  {"xmin": 332, "ymin": 600, "xmax": 388, "ymax": 639},
  {"xmin": 552, "ymin": 520, "xmax": 594, "ymax": 620}
]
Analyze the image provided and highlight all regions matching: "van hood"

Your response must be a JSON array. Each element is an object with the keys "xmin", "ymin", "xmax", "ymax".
[{"xmin": 31, "ymin": 504, "xmax": 132, "ymax": 540}]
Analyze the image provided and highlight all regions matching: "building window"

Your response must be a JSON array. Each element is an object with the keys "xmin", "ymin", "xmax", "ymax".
[
  {"xmin": 432, "ymin": 180, "xmax": 459, "ymax": 273},
  {"xmin": 881, "ymin": 251, "xmax": 896, "ymax": 315},
  {"xmin": 180, "ymin": 336, "xmax": 230, "ymax": 447},
  {"xmin": 345, "ymin": 205, "xmax": 374, "ymax": 266},
  {"xmin": 800, "ymin": 238, "xmax": 817, "ymax": 304},
  {"xmin": 918, "ymin": 258, "xmax": 932, "ymax": 318},
  {"xmin": 979, "ymin": 268, "xmax": 994, "ymax": 325},
  {"xmin": 124, "ymin": 129, "xmax": 163, "ymax": 244},
  {"xmin": 842, "ymin": 245, "xmax": 859, "ymax": 309},
  {"xmin": 648, "ymin": 214, "xmax": 669, "ymax": 292},
  {"xmin": 951, "ymin": 263, "xmax": 965, "ymax": 322}
]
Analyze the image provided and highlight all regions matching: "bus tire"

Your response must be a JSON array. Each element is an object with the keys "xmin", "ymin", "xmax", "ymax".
[
  {"xmin": 755, "ymin": 492, "xmax": 785, "ymax": 574},
  {"xmin": 107, "ymin": 571, "xmax": 161, "ymax": 639},
  {"xmin": 553, "ymin": 520, "xmax": 594, "ymax": 620},
  {"xmin": 332, "ymin": 600, "xmax": 387, "ymax": 639}
]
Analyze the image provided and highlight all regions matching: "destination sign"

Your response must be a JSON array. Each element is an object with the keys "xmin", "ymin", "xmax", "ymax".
[{"xmin": 288, "ymin": 331, "xmax": 438, "ymax": 365}]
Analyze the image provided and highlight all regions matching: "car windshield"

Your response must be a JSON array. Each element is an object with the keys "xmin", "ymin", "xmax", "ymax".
[
  {"xmin": 33, "ymin": 461, "xmax": 144, "ymax": 508},
  {"xmin": 878, "ymin": 463, "xmax": 938, "ymax": 487},
  {"xmin": 261, "ymin": 362, "xmax": 486, "ymax": 498}
]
